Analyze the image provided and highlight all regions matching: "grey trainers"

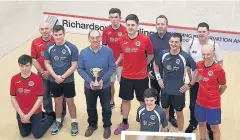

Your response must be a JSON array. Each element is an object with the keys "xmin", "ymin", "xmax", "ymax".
[
  {"xmin": 71, "ymin": 122, "xmax": 79, "ymax": 136},
  {"xmin": 51, "ymin": 121, "xmax": 63, "ymax": 135}
]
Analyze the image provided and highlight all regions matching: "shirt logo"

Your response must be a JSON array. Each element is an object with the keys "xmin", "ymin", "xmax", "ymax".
[
  {"xmin": 166, "ymin": 65, "xmax": 172, "ymax": 70},
  {"xmin": 28, "ymin": 81, "xmax": 34, "ymax": 86},
  {"xmin": 125, "ymin": 47, "xmax": 131, "ymax": 53},
  {"xmin": 192, "ymin": 50, "xmax": 197, "ymax": 54},
  {"xmin": 54, "ymin": 56, "xmax": 59, "ymax": 60},
  {"xmin": 38, "ymin": 44, "xmax": 43, "ymax": 47},
  {"xmin": 24, "ymin": 89, "xmax": 31, "ymax": 94},
  {"xmin": 208, "ymin": 70, "xmax": 213, "ymax": 76},
  {"xmin": 172, "ymin": 66, "xmax": 180, "ymax": 71},
  {"xmin": 150, "ymin": 115, "xmax": 155, "ymax": 120},
  {"xmin": 110, "ymin": 37, "xmax": 115, "ymax": 42},
  {"xmin": 62, "ymin": 49, "xmax": 66, "ymax": 54},
  {"xmin": 135, "ymin": 41, "xmax": 141, "ymax": 47},
  {"xmin": 118, "ymin": 32, "xmax": 122, "ymax": 36},
  {"xmin": 108, "ymin": 32, "xmax": 111, "ymax": 35},
  {"xmin": 176, "ymin": 59, "xmax": 180, "ymax": 64},
  {"xmin": 18, "ymin": 88, "xmax": 23, "ymax": 93},
  {"xmin": 143, "ymin": 120, "xmax": 147, "ymax": 125}
]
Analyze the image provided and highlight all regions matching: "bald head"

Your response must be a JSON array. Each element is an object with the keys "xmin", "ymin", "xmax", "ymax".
[
  {"xmin": 39, "ymin": 22, "xmax": 52, "ymax": 40},
  {"xmin": 88, "ymin": 30, "xmax": 102, "ymax": 48},
  {"xmin": 39, "ymin": 22, "xmax": 51, "ymax": 29},
  {"xmin": 202, "ymin": 44, "xmax": 215, "ymax": 61},
  {"xmin": 88, "ymin": 30, "xmax": 101, "ymax": 38},
  {"xmin": 202, "ymin": 44, "xmax": 214, "ymax": 54}
]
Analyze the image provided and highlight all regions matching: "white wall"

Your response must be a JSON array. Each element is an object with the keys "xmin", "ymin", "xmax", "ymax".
[
  {"xmin": 0, "ymin": 1, "xmax": 43, "ymax": 58},
  {"xmin": 1, "ymin": 1, "xmax": 239, "ymax": 58}
]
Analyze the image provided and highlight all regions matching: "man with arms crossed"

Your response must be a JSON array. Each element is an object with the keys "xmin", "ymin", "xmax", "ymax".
[
  {"xmin": 78, "ymin": 30, "xmax": 115, "ymax": 139},
  {"xmin": 44, "ymin": 25, "xmax": 79, "ymax": 136},
  {"xmin": 10, "ymin": 54, "xmax": 55, "ymax": 139},
  {"xmin": 194, "ymin": 45, "xmax": 227, "ymax": 140},
  {"xmin": 102, "ymin": 8, "xmax": 127, "ymax": 109},
  {"xmin": 184, "ymin": 22, "xmax": 223, "ymax": 140},
  {"xmin": 148, "ymin": 15, "xmax": 177, "ymax": 128},
  {"xmin": 153, "ymin": 33, "xmax": 196, "ymax": 133},
  {"xmin": 114, "ymin": 14, "xmax": 154, "ymax": 135},
  {"xmin": 31, "ymin": 22, "xmax": 66, "ymax": 118}
]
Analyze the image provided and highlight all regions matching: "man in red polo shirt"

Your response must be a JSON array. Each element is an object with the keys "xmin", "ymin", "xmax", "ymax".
[
  {"xmin": 31, "ymin": 22, "xmax": 66, "ymax": 118},
  {"xmin": 194, "ymin": 45, "xmax": 227, "ymax": 140},
  {"xmin": 102, "ymin": 8, "xmax": 127, "ymax": 109},
  {"xmin": 10, "ymin": 54, "xmax": 55, "ymax": 139},
  {"xmin": 114, "ymin": 14, "xmax": 154, "ymax": 135}
]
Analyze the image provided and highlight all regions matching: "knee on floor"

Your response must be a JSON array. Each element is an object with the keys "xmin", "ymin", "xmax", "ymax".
[{"xmin": 32, "ymin": 131, "xmax": 44, "ymax": 139}]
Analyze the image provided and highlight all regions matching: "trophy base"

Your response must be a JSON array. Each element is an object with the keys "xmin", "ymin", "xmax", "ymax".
[{"xmin": 93, "ymin": 85, "xmax": 101, "ymax": 90}]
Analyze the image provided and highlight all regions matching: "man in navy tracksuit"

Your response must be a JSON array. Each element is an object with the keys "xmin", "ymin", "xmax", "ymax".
[
  {"xmin": 78, "ymin": 30, "xmax": 116, "ymax": 139},
  {"xmin": 148, "ymin": 15, "xmax": 177, "ymax": 128}
]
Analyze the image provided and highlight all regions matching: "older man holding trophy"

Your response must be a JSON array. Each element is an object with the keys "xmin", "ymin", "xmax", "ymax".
[{"xmin": 78, "ymin": 30, "xmax": 116, "ymax": 139}]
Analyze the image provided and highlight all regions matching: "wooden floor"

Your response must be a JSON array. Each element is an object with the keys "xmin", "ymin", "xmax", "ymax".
[{"xmin": 0, "ymin": 33, "xmax": 239, "ymax": 140}]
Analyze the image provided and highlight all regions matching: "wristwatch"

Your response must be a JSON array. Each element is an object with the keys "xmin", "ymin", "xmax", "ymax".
[{"xmin": 188, "ymin": 83, "xmax": 193, "ymax": 88}]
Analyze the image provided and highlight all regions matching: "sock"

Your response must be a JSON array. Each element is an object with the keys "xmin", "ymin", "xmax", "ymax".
[
  {"xmin": 123, "ymin": 118, "xmax": 128, "ymax": 124},
  {"xmin": 56, "ymin": 118, "xmax": 61, "ymax": 123},
  {"xmin": 72, "ymin": 119, "xmax": 77, "ymax": 123}
]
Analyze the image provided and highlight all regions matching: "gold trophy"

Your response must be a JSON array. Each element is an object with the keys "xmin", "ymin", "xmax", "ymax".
[{"xmin": 90, "ymin": 68, "xmax": 103, "ymax": 90}]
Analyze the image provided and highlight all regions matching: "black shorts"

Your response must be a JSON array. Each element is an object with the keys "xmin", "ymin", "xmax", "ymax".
[
  {"xmin": 119, "ymin": 77, "xmax": 149, "ymax": 102},
  {"xmin": 161, "ymin": 92, "xmax": 185, "ymax": 111},
  {"xmin": 50, "ymin": 81, "xmax": 76, "ymax": 98}
]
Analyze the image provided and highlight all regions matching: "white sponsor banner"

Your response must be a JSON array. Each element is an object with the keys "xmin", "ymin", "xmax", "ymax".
[{"xmin": 43, "ymin": 12, "xmax": 240, "ymax": 51}]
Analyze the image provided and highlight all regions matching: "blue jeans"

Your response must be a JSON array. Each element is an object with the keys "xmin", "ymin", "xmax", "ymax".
[
  {"xmin": 17, "ymin": 112, "xmax": 54, "ymax": 139},
  {"xmin": 84, "ymin": 86, "xmax": 112, "ymax": 128},
  {"xmin": 42, "ymin": 79, "xmax": 67, "ymax": 118}
]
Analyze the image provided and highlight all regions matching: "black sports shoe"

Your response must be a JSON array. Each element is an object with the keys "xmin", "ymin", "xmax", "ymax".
[
  {"xmin": 168, "ymin": 116, "xmax": 178, "ymax": 128},
  {"xmin": 208, "ymin": 130, "xmax": 214, "ymax": 140},
  {"xmin": 185, "ymin": 124, "xmax": 197, "ymax": 133}
]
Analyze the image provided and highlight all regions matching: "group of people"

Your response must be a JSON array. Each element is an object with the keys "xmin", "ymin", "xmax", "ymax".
[{"xmin": 10, "ymin": 8, "xmax": 227, "ymax": 140}]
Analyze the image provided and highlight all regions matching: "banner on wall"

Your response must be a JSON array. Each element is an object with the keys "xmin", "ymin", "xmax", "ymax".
[{"xmin": 43, "ymin": 12, "xmax": 240, "ymax": 51}]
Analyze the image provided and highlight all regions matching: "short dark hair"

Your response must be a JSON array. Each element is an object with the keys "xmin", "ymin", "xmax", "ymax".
[
  {"xmin": 109, "ymin": 8, "xmax": 121, "ymax": 16},
  {"xmin": 125, "ymin": 14, "xmax": 139, "ymax": 24},
  {"xmin": 156, "ymin": 15, "xmax": 168, "ymax": 25},
  {"xmin": 171, "ymin": 32, "xmax": 182, "ymax": 42},
  {"xmin": 53, "ymin": 25, "xmax": 65, "ymax": 33},
  {"xmin": 143, "ymin": 88, "xmax": 158, "ymax": 100},
  {"xmin": 18, "ymin": 54, "xmax": 32, "ymax": 65},
  {"xmin": 197, "ymin": 22, "xmax": 209, "ymax": 31}
]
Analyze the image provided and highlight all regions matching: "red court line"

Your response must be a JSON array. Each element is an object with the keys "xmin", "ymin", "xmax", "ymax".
[{"xmin": 43, "ymin": 12, "xmax": 240, "ymax": 35}]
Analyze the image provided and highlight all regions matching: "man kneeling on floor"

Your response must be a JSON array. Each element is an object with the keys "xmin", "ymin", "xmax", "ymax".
[{"xmin": 10, "ymin": 54, "xmax": 55, "ymax": 139}]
